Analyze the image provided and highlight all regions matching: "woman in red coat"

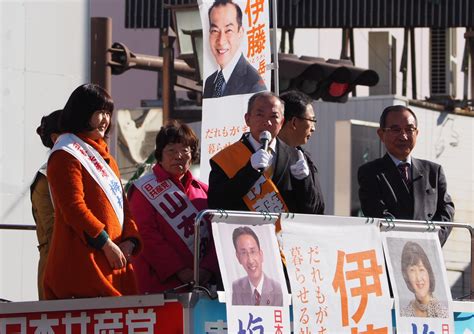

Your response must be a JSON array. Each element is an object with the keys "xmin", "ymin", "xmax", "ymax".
[
  {"xmin": 44, "ymin": 84, "xmax": 141, "ymax": 299},
  {"xmin": 128, "ymin": 121, "xmax": 219, "ymax": 293}
]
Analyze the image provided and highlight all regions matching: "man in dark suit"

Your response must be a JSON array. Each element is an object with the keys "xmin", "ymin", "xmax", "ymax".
[
  {"xmin": 278, "ymin": 90, "xmax": 325, "ymax": 214},
  {"xmin": 358, "ymin": 105, "xmax": 455, "ymax": 245},
  {"xmin": 203, "ymin": 0, "xmax": 266, "ymax": 99},
  {"xmin": 208, "ymin": 91, "xmax": 319, "ymax": 214},
  {"xmin": 231, "ymin": 226, "xmax": 283, "ymax": 306}
]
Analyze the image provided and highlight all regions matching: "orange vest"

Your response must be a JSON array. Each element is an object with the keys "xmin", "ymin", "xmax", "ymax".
[{"xmin": 212, "ymin": 140, "xmax": 288, "ymax": 233}]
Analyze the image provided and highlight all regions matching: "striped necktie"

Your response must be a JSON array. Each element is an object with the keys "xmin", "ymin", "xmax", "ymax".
[
  {"xmin": 398, "ymin": 162, "xmax": 411, "ymax": 186},
  {"xmin": 253, "ymin": 289, "xmax": 261, "ymax": 306},
  {"xmin": 213, "ymin": 71, "xmax": 225, "ymax": 97}
]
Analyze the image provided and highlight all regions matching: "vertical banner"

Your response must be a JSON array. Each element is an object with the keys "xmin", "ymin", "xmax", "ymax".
[
  {"xmin": 212, "ymin": 215, "xmax": 290, "ymax": 333},
  {"xmin": 382, "ymin": 230, "xmax": 454, "ymax": 334},
  {"xmin": 199, "ymin": 0, "xmax": 271, "ymax": 180},
  {"xmin": 281, "ymin": 215, "xmax": 393, "ymax": 334}
]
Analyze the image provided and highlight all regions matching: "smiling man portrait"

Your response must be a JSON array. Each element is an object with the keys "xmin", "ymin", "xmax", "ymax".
[
  {"xmin": 231, "ymin": 226, "xmax": 283, "ymax": 306},
  {"xmin": 203, "ymin": 0, "xmax": 267, "ymax": 99}
]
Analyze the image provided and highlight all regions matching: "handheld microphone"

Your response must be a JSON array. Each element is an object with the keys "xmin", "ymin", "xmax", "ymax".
[{"xmin": 259, "ymin": 131, "xmax": 272, "ymax": 151}]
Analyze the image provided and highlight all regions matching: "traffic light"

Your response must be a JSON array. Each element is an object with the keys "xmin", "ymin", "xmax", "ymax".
[{"xmin": 278, "ymin": 53, "xmax": 379, "ymax": 103}]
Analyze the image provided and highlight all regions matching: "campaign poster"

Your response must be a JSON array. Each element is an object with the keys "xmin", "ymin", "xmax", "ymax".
[
  {"xmin": 198, "ymin": 0, "xmax": 271, "ymax": 180},
  {"xmin": 382, "ymin": 230, "xmax": 454, "ymax": 334},
  {"xmin": 281, "ymin": 214, "xmax": 393, "ymax": 334},
  {"xmin": 211, "ymin": 214, "xmax": 290, "ymax": 333}
]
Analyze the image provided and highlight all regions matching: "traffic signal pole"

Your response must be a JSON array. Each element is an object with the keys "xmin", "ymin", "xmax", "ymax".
[
  {"xmin": 90, "ymin": 17, "xmax": 196, "ymax": 125},
  {"xmin": 91, "ymin": 17, "xmax": 112, "ymax": 94},
  {"xmin": 271, "ymin": 0, "xmax": 280, "ymax": 94}
]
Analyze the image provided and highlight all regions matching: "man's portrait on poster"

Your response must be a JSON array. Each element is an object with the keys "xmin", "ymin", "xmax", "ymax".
[
  {"xmin": 387, "ymin": 238, "xmax": 449, "ymax": 318},
  {"xmin": 231, "ymin": 226, "xmax": 283, "ymax": 306},
  {"xmin": 203, "ymin": 0, "xmax": 267, "ymax": 99}
]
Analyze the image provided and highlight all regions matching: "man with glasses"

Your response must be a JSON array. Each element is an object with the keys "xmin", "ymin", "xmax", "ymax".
[
  {"xmin": 358, "ymin": 105, "xmax": 454, "ymax": 245},
  {"xmin": 278, "ymin": 90, "xmax": 325, "ymax": 214},
  {"xmin": 208, "ymin": 91, "xmax": 318, "ymax": 214},
  {"xmin": 231, "ymin": 226, "xmax": 283, "ymax": 306}
]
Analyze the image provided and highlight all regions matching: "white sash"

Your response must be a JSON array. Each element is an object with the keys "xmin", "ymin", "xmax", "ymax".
[
  {"xmin": 134, "ymin": 172, "xmax": 208, "ymax": 254},
  {"xmin": 38, "ymin": 162, "xmax": 47, "ymax": 176},
  {"xmin": 50, "ymin": 133, "xmax": 124, "ymax": 227}
]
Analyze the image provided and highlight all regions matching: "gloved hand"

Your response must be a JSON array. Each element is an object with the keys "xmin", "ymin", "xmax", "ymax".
[
  {"xmin": 251, "ymin": 149, "xmax": 272, "ymax": 171},
  {"xmin": 290, "ymin": 150, "xmax": 310, "ymax": 180}
]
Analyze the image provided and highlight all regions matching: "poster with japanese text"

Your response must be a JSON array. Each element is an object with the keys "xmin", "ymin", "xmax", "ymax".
[
  {"xmin": 281, "ymin": 215, "xmax": 393, "ymax": 334},
  {"xmin": 382, "ymin": 230, "xmax": 454, "ymax": 334},
  {"xmin": 199, "ymin": 0, "xmax": 271, "ymax": 181},
  {"xmin": 211, "ymin": 215, "xmax": 291, "ymax": 333}
]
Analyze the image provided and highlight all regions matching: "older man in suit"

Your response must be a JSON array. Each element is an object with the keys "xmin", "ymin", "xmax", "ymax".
[
  {"xmin": 231, "ymin": 226, "xmax": 283, "ymax": 306},
  {"xmin": 203, "ymin": 0, "xmax": 266, "ymax": 99},
  {"xmin": 208, "ymin": 91, "xmax": 319, "ymax": 214},
  {"xmin": 358, "ymin": 105, "xmax": 455, "ymax": 245}
]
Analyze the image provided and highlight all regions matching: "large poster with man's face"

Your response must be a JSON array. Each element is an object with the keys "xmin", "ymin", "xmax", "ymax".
[
  {"xmin": 198, "ymin": 0, "xmax": 271, "ymax": 181},
  {"xmin": 211, "ymin": 214, "xmax": 290, "ymax": 333},
  {"xmin": 382, "ymin": 230, "xmax": 454, "ymax": 334}
]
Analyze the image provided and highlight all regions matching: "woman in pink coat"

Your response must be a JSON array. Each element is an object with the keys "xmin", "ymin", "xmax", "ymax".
[{"xmin": 128, "ymin": 120, "xmax": 219, "ymax": 293}]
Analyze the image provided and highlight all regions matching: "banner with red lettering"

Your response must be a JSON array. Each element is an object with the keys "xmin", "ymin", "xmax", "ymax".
[
  {"xmin": 281, "ymin": 215, "xmax": 393, "ymax": 334},
  {"xmin": 199, "ymin": 0, "xmax": 271, "ymax": 180},
  {"xmin": 382, "ymin": 230, "xmax": 454, "ymax": 334},
  {"xmin": 0, "ymin": 295, "xmax": 182, "ymax": 333}
]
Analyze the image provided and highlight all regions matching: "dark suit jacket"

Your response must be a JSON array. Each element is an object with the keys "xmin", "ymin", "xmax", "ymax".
[
  {"xmin": 203, "ymin": 54, "xmax": 267, "ymax": 98},
  {"xmin": 299, "ymin": 147, "xmax": 325, "ymax": 214},
  {"xmin": 232, "ymin": 274, "xmax": 283, "ymax": 306},
  {"xmin": 208, "ymin": 134, "xmax": 319, "ymax": 214},
  {"xmin": 358, "ymin": 154, "xmax": 455, "ymax": 245}
]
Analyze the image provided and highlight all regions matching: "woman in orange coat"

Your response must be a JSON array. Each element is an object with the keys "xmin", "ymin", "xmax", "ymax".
[{"xmin": 44, "ymin": 83, "xmax": 141, "ymax": 299}]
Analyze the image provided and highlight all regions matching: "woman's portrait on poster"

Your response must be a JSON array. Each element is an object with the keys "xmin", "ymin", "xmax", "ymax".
[{"xmin": 400, "ymin": 241, "xmax": 449, "ymax": 318}]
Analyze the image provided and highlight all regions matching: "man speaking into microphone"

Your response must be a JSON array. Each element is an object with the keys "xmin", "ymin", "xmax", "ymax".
[{"xmin": 208, "ymin": 91, "xmax": 318, "ymax": 214}]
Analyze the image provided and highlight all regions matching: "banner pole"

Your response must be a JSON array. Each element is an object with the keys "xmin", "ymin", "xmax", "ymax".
[{"xmin": 271, "ymin": 0, "xmax": 279, "ymax": 94}]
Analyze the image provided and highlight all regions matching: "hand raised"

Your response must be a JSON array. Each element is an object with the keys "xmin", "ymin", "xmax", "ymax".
[
  {"xmin": 251, "ymin": 149, "xmax": 272, "ymax": 171},
  {"xmin": 290, "ymin": 150, "xmax": 310, "ymax": 180}
]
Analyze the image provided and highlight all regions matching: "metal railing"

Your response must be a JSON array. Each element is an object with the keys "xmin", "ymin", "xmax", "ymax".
[
  {"xmin": 193, "ymin": 210, "xmax": 474, "ymax": 300},
  {"xmin": 0, "ymin": 224, "xmax": 36, "ymax": 231},
  {"xmin": 1, "ymin": 214, "xmax": 472, "ymax": 300}
]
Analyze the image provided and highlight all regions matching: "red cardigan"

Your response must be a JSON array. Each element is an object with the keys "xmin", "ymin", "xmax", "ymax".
[{"xmin": 44, "ymin": 133, "xmax": 141, "ymax": 299}]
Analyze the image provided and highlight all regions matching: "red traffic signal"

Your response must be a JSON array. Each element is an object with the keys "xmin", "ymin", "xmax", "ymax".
[{"xmin": 278, "ymin": 54, "xmax": 379, "ymax": 103}]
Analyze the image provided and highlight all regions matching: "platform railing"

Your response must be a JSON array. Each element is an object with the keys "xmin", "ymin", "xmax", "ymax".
[
  {"xmin": 1, "ymin": 214, "xmax": 472, "ymax": 300},
  {"xmin": 193, "ymin": 210, "xmax": 474, "ymax": 300}
]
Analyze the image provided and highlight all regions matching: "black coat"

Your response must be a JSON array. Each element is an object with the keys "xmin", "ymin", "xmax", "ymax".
[
  {"xmin": 358, "ymin": 154, "xmax": 455, "ymax": 245},
  {"xmin": 299, "ymin": 147, "xmax": 325, "ymax": 215},
  {"xmin": 208, "ymin": 134, "xmax": 320, "ymax": 214},
  {"xmin": 203, "ymin": 54, "xmax": 267, "ymax": 99}
]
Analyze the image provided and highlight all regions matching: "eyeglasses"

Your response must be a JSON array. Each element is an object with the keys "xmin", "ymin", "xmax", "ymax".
[
  {"xmin": 237, "ymin": 249, "xmax": 260, "ymax": 258},
  {"xmin": 383, "ymin": 126, "xmax": 417, "ymax": 135},
  {"xmin": 296, "ymin": 116, "xmax": 317, "ymax": 123}
]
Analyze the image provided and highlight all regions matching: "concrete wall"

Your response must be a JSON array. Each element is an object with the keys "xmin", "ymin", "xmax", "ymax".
[{"xmin": 0, "ymin": 0, "xmax": 89, "ymax": 301}]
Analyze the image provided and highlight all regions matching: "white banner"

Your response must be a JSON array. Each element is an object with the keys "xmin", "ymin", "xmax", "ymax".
[
  {"xmin": 382, "ymin": 230, "xmax": 454, "ymax": 334},
  {"xmin": 281, "ymin": 215, "xmax": 393, "ymax": 334},
  {"xmin": 211, "ymin": 215, "xmax": 290, "ymax": 333},
  {"xmin": 199, "ymin": 0, "xmax": 271, "ymax": 181}
]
